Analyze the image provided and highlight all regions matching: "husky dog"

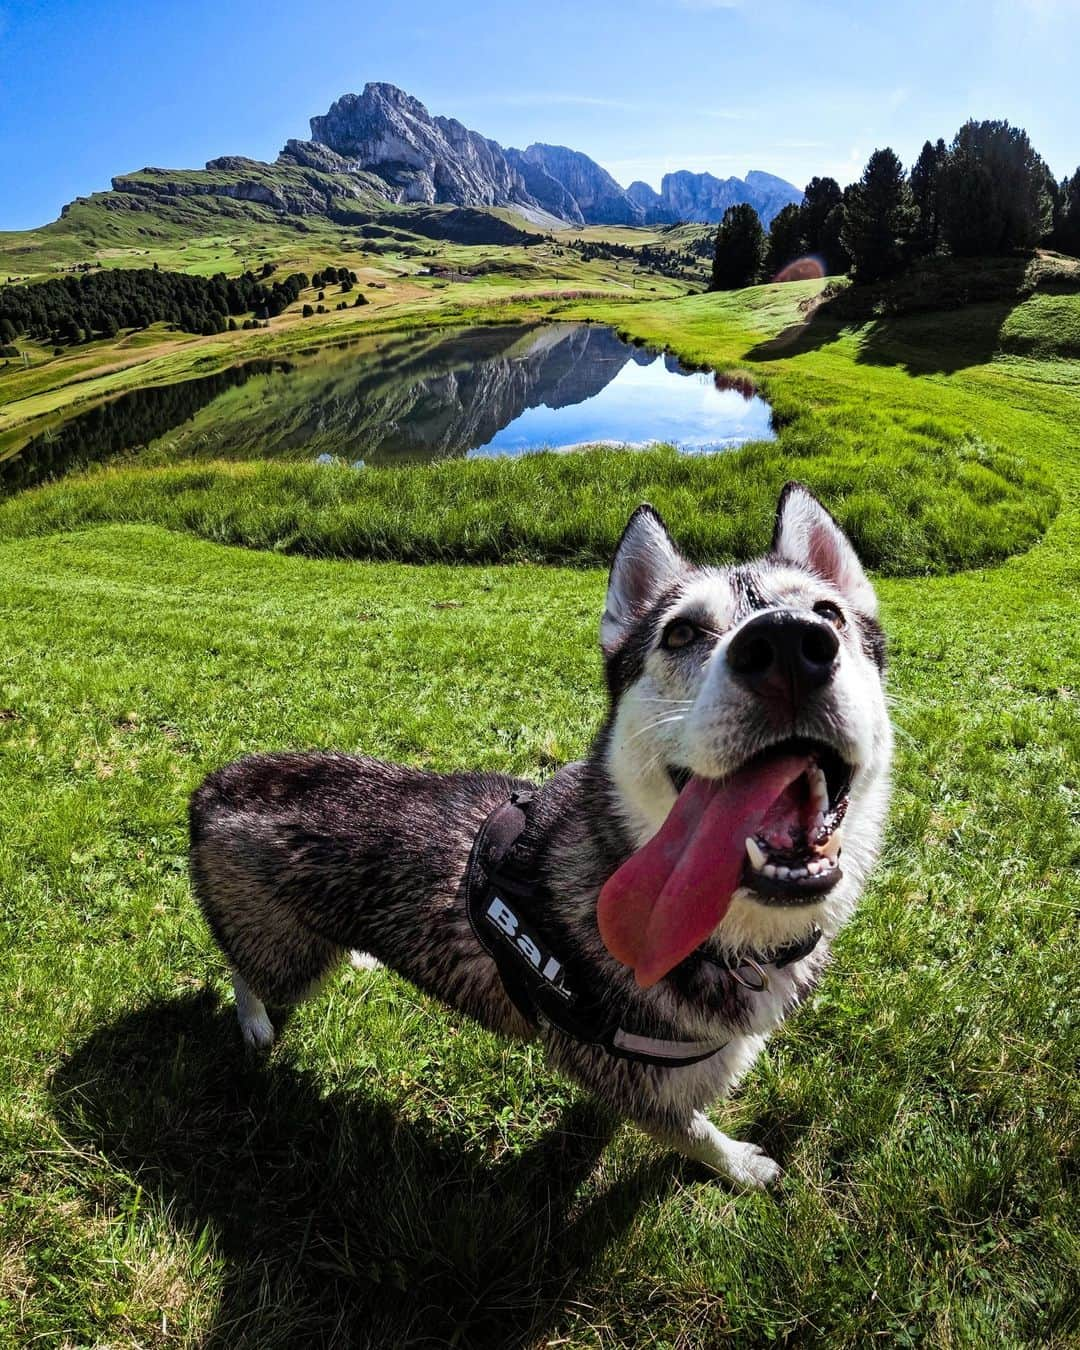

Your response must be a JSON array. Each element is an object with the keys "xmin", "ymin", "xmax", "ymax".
[{"xmin": 190, "ymin": 484, "xmax": 892, "ymax": 1188}]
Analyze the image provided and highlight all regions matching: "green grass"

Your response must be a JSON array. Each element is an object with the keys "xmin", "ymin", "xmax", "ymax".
[
  {"xmin": 1, "ymin": 272, "xmax": 1078, "ymax": 1346},
  {"xmin": 0, "ymin": 432, "xmax": 1054, "ymax": 576}
]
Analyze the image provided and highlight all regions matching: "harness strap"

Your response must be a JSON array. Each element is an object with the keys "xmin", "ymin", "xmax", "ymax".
[{"xmin": 465, "ymin": 791, "xmax": 821, "ymax": 1069}]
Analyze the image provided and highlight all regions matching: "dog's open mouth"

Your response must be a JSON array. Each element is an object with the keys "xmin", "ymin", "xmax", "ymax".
[
  {"xmin": 732, "ymin": 738, "xmax": 851, "ymax": 904},
  {"xmin": 598, "ymin": 737, "xmax": 854, "ymax": 988}
]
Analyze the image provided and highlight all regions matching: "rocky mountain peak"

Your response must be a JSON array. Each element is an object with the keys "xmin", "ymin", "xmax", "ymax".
[{"xmin": 299, "ymin": 82, "xmax": 801, "ymax": 228}]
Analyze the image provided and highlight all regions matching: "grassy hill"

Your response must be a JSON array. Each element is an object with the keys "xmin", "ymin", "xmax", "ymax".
[
  {"xmin": 0, "ymin": 268, "xmax": 1077, "ymax": 1345},
  {"xmin": 0, "ymin": 166, "xmax": 705, "ymax": 288}
]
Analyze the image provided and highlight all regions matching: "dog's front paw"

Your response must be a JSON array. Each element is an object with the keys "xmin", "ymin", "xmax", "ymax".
[
  {"xmin": 721, "ymin": 1140, "xmax": 783, "ymax": 1190},
  {"xmin": 654, "ymin": 1112, "xmax": 783, "ymax": 1190}
]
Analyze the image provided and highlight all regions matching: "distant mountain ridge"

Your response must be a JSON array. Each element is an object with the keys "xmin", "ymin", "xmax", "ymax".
[
  {"xmin": 297, "ymin": 82, "xmax": 801, "ymax": 227},
  {"xmin": 628, "ymin": 169, "xmax": 805, "ymax": 225},
  {"xmin": 55, "ymin": 81, "xmax": 800, "ymax": 238}
]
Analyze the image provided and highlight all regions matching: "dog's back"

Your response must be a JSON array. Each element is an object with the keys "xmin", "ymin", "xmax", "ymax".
[{"xmin": 190, "ymin": 751, "xmax": 525, "ymax": 1016}]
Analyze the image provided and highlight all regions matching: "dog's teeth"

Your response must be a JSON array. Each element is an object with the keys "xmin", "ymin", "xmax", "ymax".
[
  {"xmin": 820, "ymin": 828, "xmax": 844, "ymax": 861},
  {"xmin": 762, "ymin": 864, "xmax": 778, "ymax": 878},
  {"xmin": 745, "ymin": 837, "xmax": 768, "ymax": 871},
  {"xmin": 807, "ymin": 859, "xmax": 823, "ymax": 875},
  {"xmin": 776, "ymin": 866, "xmax": 791, "ymax": 880},
  {"xmin": 790, "ymin": 866, "xmax": 808, "ymax": 879}
]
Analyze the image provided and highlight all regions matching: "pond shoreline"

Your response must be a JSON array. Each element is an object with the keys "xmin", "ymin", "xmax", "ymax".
[{"xmin": 2, "ymin": 320, "xmax": 774, "ymax": 491}]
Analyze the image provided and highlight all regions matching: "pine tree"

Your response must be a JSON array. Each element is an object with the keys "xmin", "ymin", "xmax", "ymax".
[
  {"xmin": 710, "ymin": 204, "xmax": 766, "ymax": 291},
  {"xmin": 765, "ymin": 204, "xmax": 804, "ymax": 277},
  {"xmin": 1055, "ymin": 168, "xmax": 1080, "ymax": 256},
  {"xmin": 939, "ymin": 120, "xmax": 1052, "ymax": 256},
  {"xmin": 820, "ymin": 204, "xmax": 850, "ymax": 275},
  {"xmin": 840, "ymin": 148, "xmax": 915, "ymax": 283},
  {"xmin": 800, "ymin": 177, "xmax": 843, "ymax": 262},
  {"xmin": 910, "ymin": 138, "xmax": 947, "ymax": 257}
]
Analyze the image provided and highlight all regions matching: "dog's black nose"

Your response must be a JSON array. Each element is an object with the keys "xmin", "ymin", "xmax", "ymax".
[{"xmin": 727, "ymin": 610, "xmax": 839, "ymax": 705}]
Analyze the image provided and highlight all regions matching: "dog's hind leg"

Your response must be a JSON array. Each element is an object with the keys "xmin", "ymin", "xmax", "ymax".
[
  {"xmin": 192, "ymin": 833, "xmax": 349, "ymax": 1046},
  {"xmin": 233, "ymin": 970, "xmax": 276, "ymax": 1050},
  {"xmin": 645, "ymin": 1111, "xmax": 781, "ymax": 1190}
]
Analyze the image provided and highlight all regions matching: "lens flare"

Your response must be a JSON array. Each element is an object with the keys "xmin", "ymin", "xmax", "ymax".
[{"xmin": 772, "ymin": 255, "xmax": 826, "ymax": 284}]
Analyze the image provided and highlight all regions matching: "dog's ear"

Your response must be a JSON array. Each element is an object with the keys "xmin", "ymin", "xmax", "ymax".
[
  {"xmin": 601, "ymin": 505, "xmax": 683, "ymax": 655},
  {"xmin": 771, "ymin": 482, "xmax": 877, "ymax": 616}
]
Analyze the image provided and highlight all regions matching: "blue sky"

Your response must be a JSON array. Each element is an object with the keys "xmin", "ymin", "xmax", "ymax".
[{"xmin": 1, "ymin": 0, "xmax": 1078, "ymax": 230}]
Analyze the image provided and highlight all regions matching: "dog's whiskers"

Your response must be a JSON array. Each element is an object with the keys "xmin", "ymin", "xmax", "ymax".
[
  {"xmin": 625, "ymin": 713, "xmax": 686, "ymax": 743},
  {"xmin": 639, "ymin": 744, "xmax": 673, "ymax": 780}
]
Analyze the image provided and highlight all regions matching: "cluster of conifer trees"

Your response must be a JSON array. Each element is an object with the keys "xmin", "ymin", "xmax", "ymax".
[
  {"xmin": 0, "ymin": 262, "xmax": 360, "ymax": 350},
  {"xmin": 563, "ymin": 235, "xmax": 711, "ymax": 281},
  {"xmin": 710, "ymin": 119, "xmax": 1080, "ymax": 291}
]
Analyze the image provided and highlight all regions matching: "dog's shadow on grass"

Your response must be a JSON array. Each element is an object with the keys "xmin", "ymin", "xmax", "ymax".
[{"xmin": 51, "ymin": 991, "xmax": 677, "ymax": 1348}]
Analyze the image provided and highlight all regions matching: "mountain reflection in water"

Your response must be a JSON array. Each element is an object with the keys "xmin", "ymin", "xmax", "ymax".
[{"xmin": 1, "ymin": 323, "xmax": 774, "ymax": 493}]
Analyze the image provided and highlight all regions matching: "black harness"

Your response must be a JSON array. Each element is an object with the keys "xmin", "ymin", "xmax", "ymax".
[{"xmin": 465, "ymin": 789, "xmax": 822, "ymax": 1069}]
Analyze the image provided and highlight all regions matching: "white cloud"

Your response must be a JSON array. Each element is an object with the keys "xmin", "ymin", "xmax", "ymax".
[{"xmin": 676, "ymin": 0, "xmax": 742, "ymax": 8}]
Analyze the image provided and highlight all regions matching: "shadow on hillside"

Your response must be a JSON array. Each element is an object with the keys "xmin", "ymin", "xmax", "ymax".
[
  {"xmin": 746, "ymin": 255, "xmax": 1033, "ymax": 376},
  {"xmin": 51, "ymin": 992, "xmax": 679, "ymax": 1348}
]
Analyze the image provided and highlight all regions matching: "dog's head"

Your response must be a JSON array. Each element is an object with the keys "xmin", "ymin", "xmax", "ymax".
[{"xmin": 596, "ymin": 483, "xmax": 893, "ymax": 985}]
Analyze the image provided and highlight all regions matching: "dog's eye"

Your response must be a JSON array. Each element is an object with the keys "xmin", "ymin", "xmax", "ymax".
[
  {"xmin": 661, "ymin": 620, "xmax": 700, "ymax": 651},
  {"xmin": 813, "ymin": 600, "xmax": 846, "ymax": 629}
]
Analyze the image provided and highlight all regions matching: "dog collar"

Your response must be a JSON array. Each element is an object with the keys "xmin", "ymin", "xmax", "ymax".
[{"xmin": 465, "ymin": 790, "xmax": 821, "ymax": 1069}]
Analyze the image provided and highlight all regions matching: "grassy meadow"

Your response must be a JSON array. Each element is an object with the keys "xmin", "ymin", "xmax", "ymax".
[{"xmin": 0, "ymin": 255, "xmax": 1078, "ymax": 1346}]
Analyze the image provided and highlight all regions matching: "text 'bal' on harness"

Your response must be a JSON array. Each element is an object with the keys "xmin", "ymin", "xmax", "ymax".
[{"xmin": 466, "ymin": 791, "xmax": 821, "ymax": 1069}]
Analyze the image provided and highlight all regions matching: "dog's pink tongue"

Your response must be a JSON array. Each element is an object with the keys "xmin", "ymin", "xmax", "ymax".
[{"xmin": 597, "ymin": 754, "xmax": 807, "ymax": 988}]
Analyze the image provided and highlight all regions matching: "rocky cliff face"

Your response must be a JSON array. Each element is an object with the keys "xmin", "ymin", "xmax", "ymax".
[
  {"xmin": 515, "ymin": 145, "xmax": 644, "ymax": 226},
  {"xmin": 308, "ymin": 83, "xmax": 533, "ymax": 211},
  {"xmin": 504, "ymin": 148, "xmax": 585, "ymax": 226},
  {"xmin": 627, "ymin": 169, "xmax": 802, "ymax": 227},
  {"xmin": 744, "ymin": 170, "xmax": 806, "ymax": 225},
  {"xmin": 660, "ymin": 170, "xmax": 801, "ymax": 226},
  {"xmin": 306, "ymin": 83, "xmax": 800, "ymax": 228},
  {"xmin": 627, "ymin": 180, "xmax": 666, "ymax": 219}
]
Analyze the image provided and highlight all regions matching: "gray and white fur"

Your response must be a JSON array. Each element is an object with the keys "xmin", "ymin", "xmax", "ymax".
[{"xmin": 190, "ymin": 483, "xmax": 892, "ymax": 1188}]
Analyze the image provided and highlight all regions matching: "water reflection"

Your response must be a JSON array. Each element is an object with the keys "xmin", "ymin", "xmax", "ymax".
[{"xmin": 1, "ymin": 323, "xmax": 774, "ymax": 493}]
